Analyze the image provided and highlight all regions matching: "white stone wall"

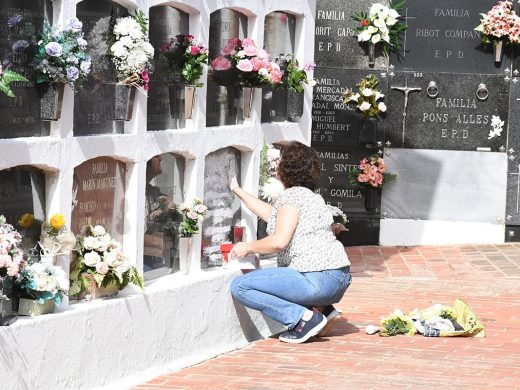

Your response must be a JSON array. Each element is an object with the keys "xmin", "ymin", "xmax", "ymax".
[{"xmin": 0, "ymin": 0, "xmax": 316, "ymax": 388}]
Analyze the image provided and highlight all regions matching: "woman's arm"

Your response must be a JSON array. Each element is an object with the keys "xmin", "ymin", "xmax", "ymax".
[
  {"xmin": 230, "ymin": 176, "xmax": 273, "ymax": 222},
  {"xmin": 230, "ymin": 204, "xmax": 299, "ymax": 257}
]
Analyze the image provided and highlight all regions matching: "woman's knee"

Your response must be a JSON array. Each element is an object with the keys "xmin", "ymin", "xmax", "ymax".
[{"xmin": 230, "ymin": 275, "xmax": 244, "ymax": 298}]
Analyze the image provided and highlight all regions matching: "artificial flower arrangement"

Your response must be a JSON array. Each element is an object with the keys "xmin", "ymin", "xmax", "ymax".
[
  {"xmin": 259, "ymin": 143, "xmax": 284, "ymax": 204},
  {"xmin": 39, "ymin": 213, "xmax": 77, "ymax": 256},
  {"xmin": 279, "ymin": 55, "xmax": 316, "ymax": 93},
  {"xmin": 149, "ymin": 196, "xmax": 183, "ymax": 237},
  {"xmin": 16, "ymin": 262, "xmax": 68, "ymax": 308},
  {"xmin": 0, "ymin": 215, "xmax": 25, "ymax": 279},
  {"xmin": 210, "ymin": 38, "xmax": 282, "ymax": 87},
  {"xmin": 343, "ymin": 75, "xmax": 386, "ymax": 118},
  {"xmin": 69, "ymin": 225, "xmax": 144, "ymax": 297},
  {"xmin": 475, "ymin": 0, "xmax": 520, "ymax": 61},
  {"xmin": 327, "ymin": 205, "xmax": 348, "ymax": 225},
  {"xmin": 178, "ymin": 198, "xmax": 208, "ymax": 237},
  {"xmin": 348, "ymin": 154, "xmax": 397, "ymax": 189},
  {"xmin": 160, "ymin": 34, "xmax": 208, "ymax": 87},
  {"xmin": 0, "ymin": 64, "xmax": 29, "ymax": 98},
  {"xmin": 352, "ymin": 1, "xmax": 407, "ymax": 56},
  {"xmin": 108, "ymin": 10, "xmax": 154, "ymax": 92},
  {"xmin": 32, "ymin": 18, "xmax": 91, "ymax": 88}
]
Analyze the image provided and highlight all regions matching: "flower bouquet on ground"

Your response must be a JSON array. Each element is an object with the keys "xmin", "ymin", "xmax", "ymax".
[
  {"xmin": 16, "ymin": 262, "xmax": 68, "ymax": 316},
  {"xmin": 0, "ymin": 64, "xmax": 29, "ymax": 98},
  {"xmin": 160, "ymin": 34, "xmax": 208, "ymax": 87},
  {"xmin": 352, "ymin": 1, "xmax": 407, "ymax": 64},
  {"xmin": 69, "ymin": 225, "xmax": 144, "ymax": 299},
  {"xmin": 474, "ymin": 1, "xmax": 520, "ymax": 62},
  {"xmin": 380, "ymin": 309, "xmax": 416, "ymax": 336}
]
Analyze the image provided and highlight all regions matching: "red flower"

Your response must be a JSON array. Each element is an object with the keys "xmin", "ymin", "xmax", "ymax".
[
  {"xmin": 186, "ymin": 35, "xmax": 194, "ymax": 42},
  {"xmin": 140, "ymin": 69, "xmax": 150, "ymax": 82},
  {"xmin": 190, "ymin": 45, "xmax": 200, "ymax": 55},
  {"xmin": 362, "ymin": 19, "xmax": 369, "ymax": 27}
]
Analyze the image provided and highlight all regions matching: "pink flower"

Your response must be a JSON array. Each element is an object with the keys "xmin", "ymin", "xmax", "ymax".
[
  {"xmin": 304, "ymin": 62, "xmax": 316, "ymax": 72},
  {"xmin": 242, "ymin": 38, "xmax": 256, "ymax": 47},
  {"xmin": 270, "ymin": 66, "xmax": 283, "ymax": 84},
  {"xmin": 186, "ymin": 34, "xmax": 194, "ymax": 42},
  {"xmin": 251, "ymin": 57, "xmax": 263, "ymax": 71},
  {"xmin": 236, "ymin": 59, "xmax": 253, "ymax": 72},
  {"xmin": 243, "ymin": 45, "xmax": 257, "ymax": 56},
  {"xmin": 140, "ymin": 69, "xmax": 149, "ymax": 82},
  {"xmin": 96, "ymin": 261, "xmax": 109, "ymax": 275},
  {"xmin": 221, "ymin": 43, "xmax": 236, "ymax": 55},
  {"xmin": 256, "ymin": 48, "xmax": 269, "ymax": 59},
  {"xmin": 211, "ymin": 55, "xmax": 232, "ymax": 71},
  {"xmin": 190, "ymin": 45, "xmax": 200, "ymax": 55}
]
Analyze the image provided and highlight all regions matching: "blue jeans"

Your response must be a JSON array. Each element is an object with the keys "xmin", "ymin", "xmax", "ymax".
[{"xmin": 230, "ymin": 266, "xmax": 352, "ymax": 329}]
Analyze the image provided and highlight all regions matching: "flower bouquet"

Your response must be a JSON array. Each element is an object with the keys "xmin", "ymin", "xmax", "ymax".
[
  {"xmin": 0, "ymin": 64, "xmax": 29, "ymax": 98},
  {"xmin": 69, "ymin": 225, "xmax": 144, "ymax": 299},
  {"xmin": 108, "ymin": 10, "xmax": 154, "ymax": 120},
  {"xmin": 475, "ymin": 1, "xmax": 520, "ymax": 63},
  {"xmin": 327, "ymin": 205, "xmax": 348, "ymax": 225},
  {"xmin": 349, "ymin": 154, "xmax": 396, "ymax": 213},
  {"xmin": 177, "ymin": 198, "xmax": 207, "ymax": 273},
  {"xmin": 352, "ymin": 1, "xmax": 407, "ymax": 65},
  {"xmin": 380, "ymin": 309, "xmax": 416, "ymax": 336},
  {"xmin": 159, "ymin": 34, "xmax": 208, "ymax": 118},
  {"xmin": 259, "ymin": 143, "xmax": 284, "ymax": 204},
  {"xmin": 149, "ymin": 196, "xmax": 182, "ymax": 237},
  {"xmin": 210, "ymin": 38, "xmax": 282, "ymax": 118},
  {"xmin": 16, "ymin": 262, "xmax": 68, "ymax": 316},
  {"xmin": 31, "ymin": 18, "xmax": 91, "ymax": 120}
]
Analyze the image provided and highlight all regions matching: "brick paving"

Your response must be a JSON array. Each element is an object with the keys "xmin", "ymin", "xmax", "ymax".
[{"xmin": 135, "ymin": 244, "xmax": 520, "ymax": 389}]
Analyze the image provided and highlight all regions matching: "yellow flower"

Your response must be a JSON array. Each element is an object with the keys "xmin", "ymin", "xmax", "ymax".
[
  {"xmin": 18, "ymin": 213, "xmax": 34, "ymax": 229},
  {"xmin": 50, "ymin": 213, "xmax": 66, "ymax": 230}
]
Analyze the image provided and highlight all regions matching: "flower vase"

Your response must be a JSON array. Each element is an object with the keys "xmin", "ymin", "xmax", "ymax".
[
  {"xmin": 39, "ymin": 83, "xmax": 65, "ymax": 121},
  {"xmin": 0, "ymin": 277, "xmax": 17, "ymax": 326},
  {"xmin": 184, "ymin": 86, "xmax": 196, "ymax": 119},
  {"xmin": 287, "ymin": 90, "xmax": 304, "ymax": 122},
  {"xmin": 359, "ymin": 117, "xmax": 378, "ymax": 148},
  {"xmin": 18, "ymin": 298, "xmax": 55, "ymax": 316},
  {"xmin": 368, "ymin": 42, "xmax": 376, "ymax": 67},
  {"xmin": 242, "ymin": 87, "xmax": 255, "ymax": 119},
  {"xmin": 79, "ymin": 273, "xmax": 119, "ymax": 300},
  {"xmin": 364, "ymin": 187, "xmax": 381, "ymax": 214},
  {"xmin": 494, "ymin": 40, "xmax": 504, "ymax": 63},
  {"xmin": 114, "ymin": 84, "xmax": 136, "ymax": 121},
  {"xmin": 55, "ymin": 253, "xmax": 72, "ymax": 307},
  {"xmin": 178, "ymin": 237, "xmax": 192, "ymax": 274},
  {"xmin": 40, "ymin": 254, "xmax": 57, "ymax": 266}
]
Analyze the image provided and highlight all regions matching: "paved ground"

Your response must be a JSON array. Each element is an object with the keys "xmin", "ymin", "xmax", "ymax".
[{"xmin": 135, "ymin": 244, "xmax": 520, "ymax": 389}]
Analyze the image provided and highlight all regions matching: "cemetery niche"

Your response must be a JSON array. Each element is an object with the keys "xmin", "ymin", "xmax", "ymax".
[
  {"xmin": 147, "ymin": 6, "xmax": 189, "ymax": 131},
  {"xmin": 0, "ymin": 166, "xmax": 46, "ymax": 251},
  {"xmin": 143, "ymin": 153, "xmax": 185, "ymax": 279},
  {"xmin": 71, "ymin": 157, "xmax": 126, "ymax": 243},
  {"xmin": 202, "ymin": 147, "xmax": 241, "ymax": 268},
  {"xmin": 0, "ymin": 0, "xmax": 52, "ymax": 138},
  {"xmin": 74, "ymin": 0, "xmax": 128, "ymax": 136},
  {"xmin": 206, "ymin": 9, "xmax": 248, "ymax": 127}
]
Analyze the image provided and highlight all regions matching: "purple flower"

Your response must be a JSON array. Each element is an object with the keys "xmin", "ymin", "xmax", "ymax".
[
  {"xmin": 67, "ymin": 66, "xmax": 79, "ymax": 81},
  {"xmin": 45, "ymin": 42, "xmax": 63, "ymax": 57},
  {"xmin": 7, "ymin": 15, "xmax": 22, "ymax": 28},
  {"xmin": 303, "ymin": 62, "xmax": 315, "ymax": 72},
  {"xmin": 77, "ymin": 37, "xmax": 87, "ymax": 48},
  {"xmin": 12, "ymin": 40, "xmax": 29, "ymax": 53},
  {"xmin": 67, "ymin": 17, "xmax": 83, "ymax": 33},
  {"xmin": 80, "ymin": 59, "xmax": 91, "ymax": 74}
]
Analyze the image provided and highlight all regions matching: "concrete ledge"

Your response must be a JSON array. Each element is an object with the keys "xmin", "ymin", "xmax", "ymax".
[
  {"xmin": 0, "ymin": 263, "xmax": 283, "ymax": 390},
  {"xmin": 380, "ymin": 219, "xmax": 505, "ymax": 246}
]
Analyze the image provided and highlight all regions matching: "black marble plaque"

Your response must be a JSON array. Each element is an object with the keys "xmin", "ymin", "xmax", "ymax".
[
  {"xmin": 314, "ymin": 0, "xmax": 388, "ymax": 70},
  {"xmin": 312, "ymin": 68, "xmax": 388, "ymax": 147},
  {"xmin": 144, "ymin": 153, "xmax": 185, "ymax": 277},
  {"xmin": 505, "ymin": 225, "xmax": 520, "ymax": 242},
  {"xmin": 390, "ymin": 0, "xmax": 509, "ymax": 74},
  {"xmin": 148, "ymin": 6, "xmax": 189, "ymax": 131},
  {"xmin": 261, "ymin": 11, "xmax": 296, "ymax": 123},
  {"xmin": 202, "ymin": 147, "xmax": 241, "ymax": 266},
  {"xmin": 336, "ymin": 216, "xmax": 380, "ymax": 246},
  {"xmin": 0, "ymin": 166, "xmax": 46, "ymax": 249},
  {"xmin": 74, "ymin": 0, "xmax": 127, "ymax": 136},
  {"xmin": 206, "ymin": 9, "xmax": 247, "ymax": 127},
  {"xmin": 384, "ymin": 72, "xmax": 509, "ymax": 151},
  {"xmin": 71, "ymin": 157, "xmax": 126, "ymax": 242},
  {"xmin": 0, "ymin": 0, "xmax": 52, "ymax": 138},
  {"xmin": 315, "ymin": 146, "xmax": 381, "ymax": 216}
]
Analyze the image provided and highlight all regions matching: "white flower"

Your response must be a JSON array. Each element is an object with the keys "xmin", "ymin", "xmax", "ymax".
[
  {"xmin": 194, "ymin": 197, "xmax": 203, "ymax": 204},
  {"xmin": 258, "ymin": 68, "xmax": 268, "ymax": 76},
  {"xmin": 114, "ymin": 17, "xmax": 143, "ymax": 40},
  {"xmin": 381, "ymin": 32, "xmax": 391, "ymax": 43},
  {"xmin": 92, "ymin": 225, "xmax": 106, "ymax": 236},
  {"xmin": 388, "ymin": 8, "xmax": 401, "ymax": 20},
  {"xmin": 179, "ymin": 203, "xmax": 188, "ymax": 211},
  {"xmin": 386, "ymin": 17, "xmax": 398, "ymax": 26},
  {"xmin": 236, "ymin": 50, "xmax": 245, "ymax": 58},
  {"xmin": 96, "ymin": 261, "xmax": 109, "ymax": 275},
  {"xmin": 370, "ymin": 3, "xmax": 389, "ymax": 19},
  {"xmin": 367, "ymin": 26, "xmax": 378, "ymax": 34},
  {"xmin": 491, "ymin": 115, "xmax": 504, "ymax": 130},
  {"xmin": 347, "ymin": 93, "xmax": 360, "ymax": 102},
  {"xmin": 83, "ymin": 236, "xmax": 100, "ymax": 250},
  {"xmin": 361, "ymin": 88, "xmax": 374, "ymax": 97},
  {"xmin": 375, "ymin": 92, "xmax": 385, "ymax": 100},
  {"xmin": 359, "ymin": 101, "xmax": 372, "ymax": 111},
  {"xmin": 378, "ymin": 102, "xmax": 387, "ymax": 112},
  {"xmin": 371, "ymin": 34, "xmax": 381, "ymax": 44},
  {"xmin": 373, "ymin": 18, "xmax": 387, "ymax": 30},
  {"xmin": 108, "ymin": 239, "xmax": 121, "ymax": 250},
  {"xmin": 358, "ymin": 30, "xmax": 372, "ymax": 42},
  {"xmin": 307, "ymin": 79, "xmax": 317, "ymax": 87},
  {"xmin": 84, "ymin": 251, "xmax": 101, "ymax": 266},
  {"xmin": 103, "ymin": 251, "xmax": 117, "ymax": 267},
  {"xmin": 259, "ymin": 177, "xmax": 285, "ymax": 203},
  {"xmin": 195, "ymin": 204, "xmax": 207, "ymax": 213}
]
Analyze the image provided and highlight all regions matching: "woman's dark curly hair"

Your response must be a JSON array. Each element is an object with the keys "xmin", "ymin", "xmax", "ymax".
[{"xmin": 277, "ymin": 142, "xmax": 321, "ymax": 191}]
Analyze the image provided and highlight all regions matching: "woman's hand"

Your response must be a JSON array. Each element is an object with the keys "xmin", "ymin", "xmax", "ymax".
[
  {"xmin": 229, "ymin": 175, "xmax": 240, "ymax": 192},
  {"xmin": 230, "ymin": 242, "xmax": 250, "ymax": 258},
  {"xmin": 331, "ymin": 223, "xmax": 348, "ymax": 236}
]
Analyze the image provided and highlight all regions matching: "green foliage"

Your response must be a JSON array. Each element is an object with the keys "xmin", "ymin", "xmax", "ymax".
[
  {"xmin": 0, "ymin": 69, "xmax": 29, "ymax": 97},
  {"xmin": 280, "ymin": 55, "xmax": 308, "ymax": 93},
  {"xmin": 133, "ymin": 9, "xmax": 148, "ymax": 35},
  {"xmin": 348, "ymin": 154, "xmax": 397, "ymax": 189},
  {"xmin": 382, "ymin": 317, "xmax": 412, "ymax": 336}
]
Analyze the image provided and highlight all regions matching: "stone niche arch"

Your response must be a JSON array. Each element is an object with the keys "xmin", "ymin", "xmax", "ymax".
[
  {"xmin": 71, "ymin": 157, "xmax": 126, "ymax": 242},
  {"xmin": 206, "ymin": 9, "xmax": 248, "ymax": 127},
  {"xmin": 74, "ymin": 0, "xmax": 128, "ymax": 136},
  {"xmin": 0, "ymin": 165, "xmax": 46, "ymax": 250},
  {"xmin": 202, "ymin": 147, "xmax": 241, "ymax": 268},
  {"xmin": 147, "ymin": 5, "xmax": 190, "ymax": 131},
  {"xmin": 143, "ymin": 152, "xmax": 185, "ymax": 279}
]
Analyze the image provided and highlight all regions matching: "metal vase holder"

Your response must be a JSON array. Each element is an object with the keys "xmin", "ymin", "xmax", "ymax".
[
  {"xmin": 287, "ymin": 90, "xmax": 304, "ymax": 122},
  {"xmin": 242, "ymin": 87, "xmax": 255, "ymax": 119},
  {"xmin": 39, "ymin": 83, "xmax": 65, "ymax": 121},
  {"xmin": 184, "ymin": 86, "xmax": 196, "ymax": 119},
  {"xmin": 359, "ymin": 117, "xmax": 378, "ymax": 147},
  {"xmin": 178, "ymin": 237, "xmax": 192, "ymax": 274},
  {"xmin": 364, "ymin": 187, "xmax": 381, "ymax": 214},
  {"xmin": 494, "ymin": 40, "xmax": 504, "ymax": 63},
  {"xmin": 368, "ymin": 42, "xmax": 376, "ymax": 67},
  {"xmin": 114, "ymin": 84, "xmax": 136, "ymax": 121}
]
